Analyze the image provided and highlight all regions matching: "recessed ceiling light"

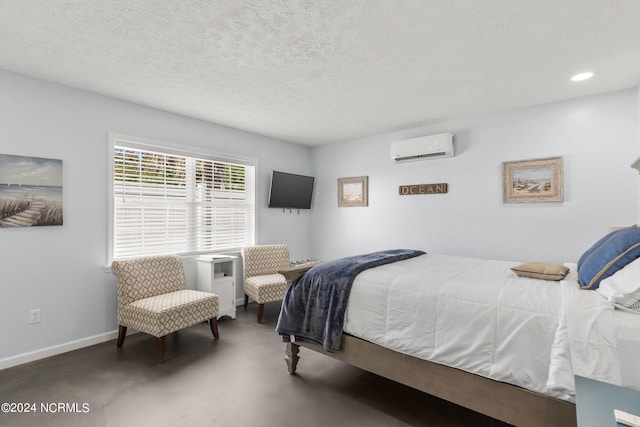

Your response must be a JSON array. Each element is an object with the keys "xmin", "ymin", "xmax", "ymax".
[{"xmin": 571, "ymin": 72, "xmax": 594, "ymax": 82}]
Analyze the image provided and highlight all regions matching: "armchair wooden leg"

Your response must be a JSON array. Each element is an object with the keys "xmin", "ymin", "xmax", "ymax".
[
  {"xmin": 156, "ymin": 336, "xmax": 166, "ymax": 364},
  {"xmin": 117, "ymin": 325, "xmax": 127, "ymax": 347},
  {"xmin": 209, "ymin": 318, "xmax": 219, "ymax": 339},
  {"xmin": 257, "ymin": 303, "xmax": 265, "ymax": 323},
  {"xmin": 244, "ymin": 294, "xmax": 249, "ymax": 309}
]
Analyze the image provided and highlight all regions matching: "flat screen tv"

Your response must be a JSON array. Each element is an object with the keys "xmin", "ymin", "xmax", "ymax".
[{"xmin": 268, "ymin": 171, "xmax": 315, "ymax": 210}]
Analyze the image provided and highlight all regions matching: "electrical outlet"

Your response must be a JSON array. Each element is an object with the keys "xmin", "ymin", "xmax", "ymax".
[{"xmin": 29, "ymin": 309, "xmax": 41, "ymax": 324}]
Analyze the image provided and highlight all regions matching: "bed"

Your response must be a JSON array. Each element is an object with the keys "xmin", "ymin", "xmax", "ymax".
[{"xmin": 276, "ymin": 228, "xmax": 640, "ymax": 427}]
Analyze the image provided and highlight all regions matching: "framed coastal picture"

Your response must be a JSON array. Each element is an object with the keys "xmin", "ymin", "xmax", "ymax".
[
  {"xmin": 0, "ymin": 154, "xmax": 63, "ymax": 227},
  {"xmin": 502, "ymin": 157, "xmax": 563, "ymax": 203},
  {"xmin": 338, "ymin": 176, "xmax": 368, "ymax": 207}
]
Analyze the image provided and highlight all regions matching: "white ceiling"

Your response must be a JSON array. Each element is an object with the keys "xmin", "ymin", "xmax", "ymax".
[{"xmin": 1, "ymin": 1, "xmax": 639, "ymax": 146}]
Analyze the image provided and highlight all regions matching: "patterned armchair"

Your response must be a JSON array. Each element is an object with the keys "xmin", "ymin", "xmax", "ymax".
[
  {"xmin": 111, "ymin": 255, "xmax": 220, "ymax": 363},
  {"xmin": 241, "ymin": 244, "xmax": 290, "ymax": 323}
]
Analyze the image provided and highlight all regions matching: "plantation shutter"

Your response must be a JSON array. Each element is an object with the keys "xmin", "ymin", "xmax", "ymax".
[{"xmin": 112, "ymin": 140, "xmax": 255, "ymax": 260}]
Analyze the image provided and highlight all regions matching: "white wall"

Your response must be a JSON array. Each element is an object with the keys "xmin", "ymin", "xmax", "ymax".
[
  {"xmin": 0, "ymin": 70, "xmax": 313, "ymax": 365},
  {"xmin": 310, "ymin": 89, "xmax": 640, "ymax": 264},
  {"xmin": 637, "ymin": 86, "xmax": 640, "ymax": 219}
]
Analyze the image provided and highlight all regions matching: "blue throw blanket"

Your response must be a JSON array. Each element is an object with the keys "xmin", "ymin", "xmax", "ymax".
[{"xmin": 276, "ymin": 249, "xmax": 426, "ymax": 352}]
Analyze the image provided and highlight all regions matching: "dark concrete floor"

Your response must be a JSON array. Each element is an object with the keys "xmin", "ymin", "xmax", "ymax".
[{"xmin": 0, "ymin": 303, "xmax": 511, "ymax": 427}]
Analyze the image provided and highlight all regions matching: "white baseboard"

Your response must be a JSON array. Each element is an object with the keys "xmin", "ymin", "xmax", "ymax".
[
  {"xmin": 0, "ymin": 330, "xmax": 120, "ymax": 371},
  {"xmin": 2, "ymin": 301, "xmax": 248, "ymax": 371}
]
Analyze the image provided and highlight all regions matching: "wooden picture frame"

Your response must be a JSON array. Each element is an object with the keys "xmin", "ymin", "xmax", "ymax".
[
  {"xmin": 502, "ymin": 157, "xmax": 563, "ymax": 203},
  {"xmin": 338, "ymin": 176, "xmax": 368, "ymax": 207},
  {"xmin": 0, "ymin": 154, "xmax": 63, "ymax": 227}
]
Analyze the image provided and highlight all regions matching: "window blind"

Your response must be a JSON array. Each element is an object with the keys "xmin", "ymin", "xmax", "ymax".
[{"xmin": 112, "ymin": 141, "xmax": 255, "ymax": 260}]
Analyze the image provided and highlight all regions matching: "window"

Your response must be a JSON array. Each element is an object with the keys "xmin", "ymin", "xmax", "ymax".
[{"xmin": 108, "ymin": 134, "xmax": 255, "ymax": 262}]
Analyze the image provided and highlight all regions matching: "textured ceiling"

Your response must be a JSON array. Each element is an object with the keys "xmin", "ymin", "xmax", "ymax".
[{"xmin": 1, "ymin": 1, "xmax": 639, "ymax": 146}]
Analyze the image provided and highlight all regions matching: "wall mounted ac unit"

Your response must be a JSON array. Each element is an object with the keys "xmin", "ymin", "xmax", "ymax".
[{"xmin": 390, "ymin": 133, "xmax": 454, "ymax": 162}]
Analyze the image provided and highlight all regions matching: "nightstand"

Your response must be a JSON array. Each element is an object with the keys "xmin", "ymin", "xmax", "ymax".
[
  {"xmin": 575, "ymin": 375, "xmax": 640, "ymax": 426},
  {"xmin": 196, "ymin": 254, "xmax": 237, "ymax": 319}
]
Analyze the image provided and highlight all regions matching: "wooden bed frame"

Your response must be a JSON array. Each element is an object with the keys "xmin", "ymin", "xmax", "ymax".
[{"xmin": 285, "ymin": 335, "xmax": 577, "ymax": 427}]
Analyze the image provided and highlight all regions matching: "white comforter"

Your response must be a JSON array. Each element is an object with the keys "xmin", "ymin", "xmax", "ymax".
[
  {"xmin": 343, "ymin": 254, "xmax": 639, "ymax": 402},
  {"xmin": 562, "ymin": 264, "xmax": 640, "ymax": 392}
]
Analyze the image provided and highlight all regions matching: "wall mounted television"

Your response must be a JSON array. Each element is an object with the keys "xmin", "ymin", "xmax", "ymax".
[{"xmin": 268, "ymin": 171, "xmax": 315, "ymax": 210}]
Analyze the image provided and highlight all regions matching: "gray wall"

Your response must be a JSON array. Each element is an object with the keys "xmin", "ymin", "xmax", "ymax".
[
  {"xmin": 310, "ymin": 89, "xmax": 640, "ymax": 264},
  {"xmin": 0, "ymin": 70, "xmax": 313, "ymax": 365}
]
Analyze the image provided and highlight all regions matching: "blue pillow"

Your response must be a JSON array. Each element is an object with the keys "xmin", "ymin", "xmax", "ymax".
[
  {"xmin": 578, "ymin": 225, "xmax": 640, "ymax": 290},
  {"xmin": 577, "ymin": 227, "xmax": 629, "ymax": 271}
]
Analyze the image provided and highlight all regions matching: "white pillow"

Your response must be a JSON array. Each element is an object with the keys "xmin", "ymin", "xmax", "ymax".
[{"xmin": 596, "ymin": 256, "xmax": 640, "ymax": 299}]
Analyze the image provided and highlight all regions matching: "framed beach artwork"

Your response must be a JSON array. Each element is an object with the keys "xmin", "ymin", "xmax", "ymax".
[
  {"xmin": 338, "ymin": 176, "xmax": 368, "ymax": 207},
  {"xmin": 502, "ymin": 157, "xmax": 563, "ymax": 203},
  {"xmin": 0, "ymin": 154, "xmax": 63, "ymax": 227}
]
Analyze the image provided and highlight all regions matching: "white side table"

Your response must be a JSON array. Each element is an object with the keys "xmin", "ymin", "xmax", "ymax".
[{"xmin": 196, "ymin": 254, "xmax": 237, "ymax": 319}]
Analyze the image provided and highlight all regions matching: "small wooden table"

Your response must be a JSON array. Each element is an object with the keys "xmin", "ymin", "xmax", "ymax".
[{"xmin": 278, "ymin": 261, "xmax": 322, "ymax": 284}]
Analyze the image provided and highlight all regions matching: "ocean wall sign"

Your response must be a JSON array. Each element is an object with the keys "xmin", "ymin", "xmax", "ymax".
[
  {"xmin": 0, "ymin": 154, "xmax": 63, "ymax": 227},
  {"xmin": 399, "ymin": 183, "xmax": 448, "ymax": 196}
]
